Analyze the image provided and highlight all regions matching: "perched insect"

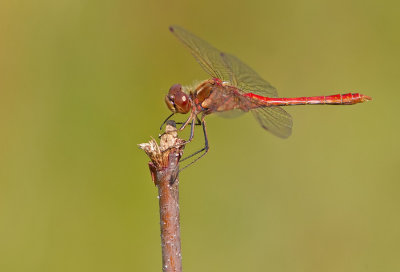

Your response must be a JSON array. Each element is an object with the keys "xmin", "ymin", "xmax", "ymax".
[{"xmin": 163, "ymin": 25, "xmax": 371, "ymax": 165}]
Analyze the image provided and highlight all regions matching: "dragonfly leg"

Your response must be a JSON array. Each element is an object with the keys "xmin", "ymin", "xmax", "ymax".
[
  {"xmin": 179, "ymin": 112, "xmax": 197, "ymax": 131},
  {"xmin": 165, "ymin": 117, "xmax": 196, "ymax": 147},
  {"xmin": 187, "ymin": 118, "xmax": 195, "ymax": 142},
  {"xmin": 159, "ymin": 113, "xmax": 175, "ymax": 130},
  {"xmin": 159, "ymin": 115, "xmax": 201, "ymax": 139},
  {"xmin": 179, "ymin": 116, "xmax": 209, "ymax": 171},
  {"xmin": 175, "ymin": 116, "xmax": 201, "ymax": 126},
  {"xmin": 177, "ymin": 113, "xmax": 197, "ymax": 144},
  {"xmin": 162, "ymin": 114, "xmax": 207, "ymax": 169}
]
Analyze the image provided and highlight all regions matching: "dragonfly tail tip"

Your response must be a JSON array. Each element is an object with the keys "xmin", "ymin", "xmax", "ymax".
[{"xmin": 361, "ymin": 94, "xmax": 372, "ymax": 102}]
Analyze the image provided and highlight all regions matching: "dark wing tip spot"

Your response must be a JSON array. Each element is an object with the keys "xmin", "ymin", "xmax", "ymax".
[
  {"xmin": 220, "ymin": 52, "xmax": 225, "ymax": 57},
  {"xmin": 169, "ymin": 26, "xmax": 175, "ymax": 32}
]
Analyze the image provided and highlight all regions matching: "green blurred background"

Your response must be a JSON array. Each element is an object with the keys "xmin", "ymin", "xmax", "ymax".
[{"xmin": 1, "ymin": 0, "xmax": 399, "ymax": 271}]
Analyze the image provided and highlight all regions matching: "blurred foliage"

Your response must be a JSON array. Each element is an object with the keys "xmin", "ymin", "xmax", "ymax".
[{"xmin": 0, "ymin": 0, "xmax": 399, "ymax": 271}]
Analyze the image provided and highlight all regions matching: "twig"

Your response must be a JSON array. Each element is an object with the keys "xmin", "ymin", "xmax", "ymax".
[{"xmin": 138, "ymin": 121, "xmax": 185, "ymax": 272}]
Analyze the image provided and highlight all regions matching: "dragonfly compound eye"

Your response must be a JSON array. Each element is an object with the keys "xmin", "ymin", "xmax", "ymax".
[{"xmin": 166, "ymin": 84, "xmax": 190, "ymax": 114}]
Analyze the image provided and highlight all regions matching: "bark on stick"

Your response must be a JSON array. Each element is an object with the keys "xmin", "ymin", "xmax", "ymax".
[{"xmin": 139, "ymin": 121, "xmax": 184, "ymax": 272}]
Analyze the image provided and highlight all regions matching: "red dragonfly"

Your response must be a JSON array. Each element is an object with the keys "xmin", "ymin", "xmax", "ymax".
[{"xmin": 164, "ymin": 25, "xmax": 371, "ymax": 163}]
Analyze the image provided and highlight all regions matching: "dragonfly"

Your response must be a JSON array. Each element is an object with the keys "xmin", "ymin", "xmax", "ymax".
[{"xmin": 163, "ymin": 25, "xmax": 372, "ymax": 164}]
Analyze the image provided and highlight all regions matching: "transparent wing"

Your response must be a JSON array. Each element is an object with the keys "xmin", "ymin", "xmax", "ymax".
[
  {"xmin": 170, "ymin": 26, "xmax": 278, "ymax": 98},
  {"xmin": 170, "ymin": 25, "xmax": 292, "ymax": 138},
  {"xmin": 221, "ymin": 53, "xmax": 278, "ymax": 97},
  {"xmin": 251, "ymin": 107, "xmax": 293, "ymax": 138},
  {"xmin": 169, "ymin": 25, "xmax": 232, "ymax": 81},
  {"xmin": 216, "ymin": 109, "xmax": 245, "ymax": 119}
]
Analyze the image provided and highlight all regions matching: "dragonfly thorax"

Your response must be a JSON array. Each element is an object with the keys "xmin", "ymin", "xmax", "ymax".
[{"xmin": 194, "ymin": 80, "xmax": 215, "ymax": 103}]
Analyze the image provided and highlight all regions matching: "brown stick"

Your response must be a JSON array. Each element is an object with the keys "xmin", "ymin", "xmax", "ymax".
[{"xmin": 139, "ymin": 121, "xmax": 185, "ymax": 272}]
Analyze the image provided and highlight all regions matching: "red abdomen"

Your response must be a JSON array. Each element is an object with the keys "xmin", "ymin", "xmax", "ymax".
[{"xmin": 244, "ymin": 93, "xmax": 372, "ymax": 106}]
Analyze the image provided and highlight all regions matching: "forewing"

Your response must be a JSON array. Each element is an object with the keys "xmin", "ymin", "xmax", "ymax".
[
  {"xmin": 221, "ymin": 53, "xmax": 278, "ymax": 98},
  {"xmin": 170, "ymin": 26, "xmax": 279, "ymax": 98},
  {"xmin": 170, "ymin": 26, "xmax": 290, "ymax": 138},
  {"xmin": 251, "ymin": 107, "xmax": 293, "ymax": 138},
  {"xmin": 169, "ymin": 25, "xmax": 232, "ymax": 81}
]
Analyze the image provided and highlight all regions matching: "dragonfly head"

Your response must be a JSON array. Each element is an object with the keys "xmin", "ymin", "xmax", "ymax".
[{"xmin": 165, "ymin": 84, "xmax": 191, "ymax": 114}]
